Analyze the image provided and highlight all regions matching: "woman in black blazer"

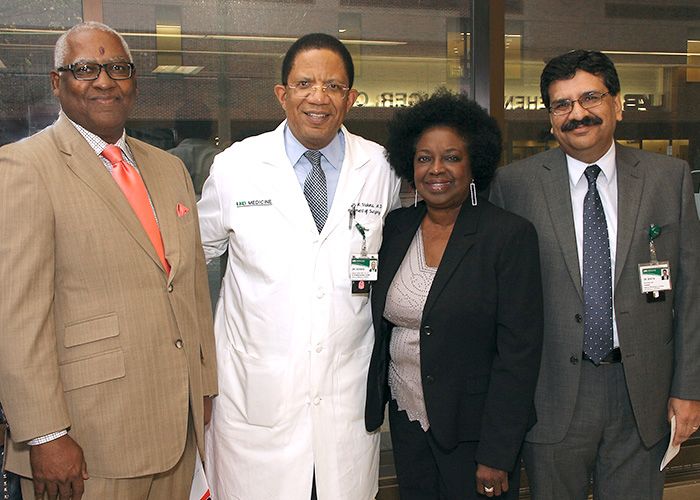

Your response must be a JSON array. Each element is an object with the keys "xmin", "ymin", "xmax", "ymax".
[{"xmin": 365, "ymin": 90, "xmax": 544, "ymax": 499}]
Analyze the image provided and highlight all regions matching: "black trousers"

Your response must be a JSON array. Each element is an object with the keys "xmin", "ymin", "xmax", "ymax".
[{"xmin": 389, "ymin": 399, "xmax": 521, "ymax": 500}]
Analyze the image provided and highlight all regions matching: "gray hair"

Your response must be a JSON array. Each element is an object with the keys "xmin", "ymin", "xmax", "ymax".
[{"xmin": 54, "ymin": 21, "xmax": 133, "ymax": 68}]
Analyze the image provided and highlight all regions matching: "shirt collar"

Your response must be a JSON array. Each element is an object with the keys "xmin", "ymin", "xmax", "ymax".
[
  {"xmin": 283, "ymin": 123, "xmax": 345, "ymax": 170},
  {"xmin": 63, "ymin": 112, "xmax": 133, "ymax": 162},
  {"xmin": 566, "ymin": 141, "xmax": 616, "ymax": 187}
]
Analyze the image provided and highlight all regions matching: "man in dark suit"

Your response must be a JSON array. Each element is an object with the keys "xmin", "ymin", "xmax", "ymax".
[
  {"xmin": 0, "ymin": 22, "xmax": 216, "ymax": 499},
  {"xmin": 490, "ymin": 50, "xmax": 700, "ymax": 499}
]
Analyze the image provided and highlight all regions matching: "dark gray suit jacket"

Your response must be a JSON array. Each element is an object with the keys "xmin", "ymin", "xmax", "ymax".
[{"xmin": 490, "ymin": 144, "xmax": 700, "ymax": 447}]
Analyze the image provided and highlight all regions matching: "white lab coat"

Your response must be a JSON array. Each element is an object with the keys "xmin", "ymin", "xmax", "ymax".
[{"xmin": 198, "ymin": 121, "xmax": 401, "ymax": 500}]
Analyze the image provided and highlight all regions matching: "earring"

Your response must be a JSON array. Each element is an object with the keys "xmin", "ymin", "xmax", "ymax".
[
  {"xmin": 414, "ymin": 187, "xmax": 418, "ymax": 207},
  {"xmin": 470, "ymin": 180, "xmax": 477, "ymax": 207}
]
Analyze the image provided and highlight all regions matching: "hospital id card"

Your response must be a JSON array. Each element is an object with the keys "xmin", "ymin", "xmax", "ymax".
[
  {"xmin": 350, "ymin": 254, "xmax": 379, "ymax": 281},
  {"xmin": 350, "ymin": 253, "xmax": 378, "ymax": 296},
  {"xmin": 638, "ymin": 261, "xmax": 672, "ymax": 294}
]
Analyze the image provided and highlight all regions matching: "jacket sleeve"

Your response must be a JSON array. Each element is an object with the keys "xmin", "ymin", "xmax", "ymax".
[
  {"xmin": 475, "ymin": 218, "xmax": 544, "ymax": 472},
  {"xmin": 180, "ymin": 161, "xmax": 218, "ymax": 397},
  {"xmin": 0, "ymin": 144, "xmax": 71, "ymax": 442},
  {"xmin": 488, "ymin": 169, "xmax": 507, "ymax": 210},
  {"xmin": 669, "ymin": 161, "xmax": 700, "ymax": 399},
  {"xmin": 197, "ymin": 156, "xmax": 231, "ymax": 264}
]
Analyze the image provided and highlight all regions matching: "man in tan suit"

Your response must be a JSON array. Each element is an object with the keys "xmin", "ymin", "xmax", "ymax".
[{"xmin": 0, "ymin": 22, "xmax": 217, "ymax": 499}]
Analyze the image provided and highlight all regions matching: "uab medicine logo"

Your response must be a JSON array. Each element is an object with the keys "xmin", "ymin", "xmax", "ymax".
[{"xmin": 236, "ymin": 199, "xmax": 272, "ymax": 207}]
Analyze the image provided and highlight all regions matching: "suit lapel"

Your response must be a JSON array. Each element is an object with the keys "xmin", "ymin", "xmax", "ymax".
[
  {"xmin": 614, "ymin": 146, "xmax": 644, "ymax": 286},
  {"xmin": 541, "ymin": 154, "xmax": 583, "ymax": 301},
  {"xmin": 265, "ymin": 124, "xmax": 372, "ymax": 239},
  {"xmin": 53, "ymin": 116, "xmax": 166, "ymax": 274},
  {"xmin": 129, "ymin": 138, "xmax": 178, "ymax": 277},
  {"xmin": 422, "ymin": 203, "xmax": 478, "ymax": 320},
  {"xmin": 321, "ymin": 128, "xmax": 368, "ymax": 241},
  {"xmin": 262, "ymin": 123, "xmax": 321, "ymax": 234}
]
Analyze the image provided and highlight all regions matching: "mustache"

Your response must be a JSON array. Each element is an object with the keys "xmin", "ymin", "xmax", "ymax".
[{"xmin": 561, "ymin": 115, "xmax": 603, "ymax": 132}]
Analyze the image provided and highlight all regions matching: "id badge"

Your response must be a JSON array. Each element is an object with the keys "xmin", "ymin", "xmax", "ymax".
[
  {"xmin": 350, "ymin": 253, "xmax": 378, "ymax": 296},
  {"xmin": 350, "ymin": 254, "xmax": 378, "ymax": 281},
  {"xmin": 638, "ymin": 261, "xmax": 672, "ymax": 293}
]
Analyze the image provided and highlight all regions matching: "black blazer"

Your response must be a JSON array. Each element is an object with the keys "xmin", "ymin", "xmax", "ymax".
[{"xmin": 365, "ymin": 199, "xmax": 544, "ymax": 472}]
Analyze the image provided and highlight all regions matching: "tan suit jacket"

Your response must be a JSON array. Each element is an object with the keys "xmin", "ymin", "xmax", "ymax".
[{"xmin": 0, "ymin": 113, "xmax": 217, "ymax": 478}]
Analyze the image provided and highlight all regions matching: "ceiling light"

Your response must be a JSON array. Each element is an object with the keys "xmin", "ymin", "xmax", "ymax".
[{"xmin": 152, "ymin": 65, "xmax": 203, "ymax": 75}]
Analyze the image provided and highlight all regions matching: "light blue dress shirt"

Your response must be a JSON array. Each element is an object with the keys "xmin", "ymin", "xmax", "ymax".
[{"xmin": 284, "ymin": 125, "xmax": 345, "ymax": 212}]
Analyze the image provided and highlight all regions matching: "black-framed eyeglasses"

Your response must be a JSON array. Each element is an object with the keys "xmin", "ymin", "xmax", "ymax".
[
  {"xmin": 286, "ymin": 81, "xmax": 350, "ymax": 99},
  {"xmin": 548, "ymin": 91, "xmax": 610, "ymax": 116},
  {"xmin": 56, "ymin": 62, "xmax": 135, "ymax": 81}
]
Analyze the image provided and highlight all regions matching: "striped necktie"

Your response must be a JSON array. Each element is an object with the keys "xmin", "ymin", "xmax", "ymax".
[{"xmin": 303, "ymin": 150, "xmax": 328, "ymax": 232}]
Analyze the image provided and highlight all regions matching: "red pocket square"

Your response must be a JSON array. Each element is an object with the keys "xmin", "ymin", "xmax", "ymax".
[{"xmin": 177, "ymin": 203, "xmax": 190, "ymax": 217}]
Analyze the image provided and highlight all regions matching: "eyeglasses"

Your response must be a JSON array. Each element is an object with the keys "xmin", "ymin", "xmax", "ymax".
[
  {"xmin": 56, "ymin": 62, "xmax": 135, "ymax": 81},
  {"xmin": 548, "ymin": 91, "xmax": 610, "ymax": 116},
  {"xmin": 286, "ymin": 81, "xmax": 350, "ymax": 99}
]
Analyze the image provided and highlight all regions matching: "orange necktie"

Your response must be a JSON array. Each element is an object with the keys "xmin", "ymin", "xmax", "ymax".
[{"xmin": 102, "ymin": 144, "xmax": 170, "ymax": 274}]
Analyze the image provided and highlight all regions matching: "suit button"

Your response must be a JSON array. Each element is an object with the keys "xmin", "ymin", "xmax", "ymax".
[
  {"xmin": 313, "ymin": 396, "xmax": 321, "ymax": 405},
  {"xmin": 168, "ymin": 284, "xmax": 174, "ymax": 293},
  {"xmin": 425, "ymin": 375, "xmax": 435, "ymax": 384},
  {"xmin": 575, "ymin": 314, "xmax": 582, "ymax": 323},
  {"xmin": 175, "ymin": 339, "xmax": 183, "ymax": 349},
  {"xmin": 423, "ymin": 326, "xmax": 432, "ymax": 336},
  {"xmin": 570, "ymin": 355, "xmax": 578, "ymax": 365}
]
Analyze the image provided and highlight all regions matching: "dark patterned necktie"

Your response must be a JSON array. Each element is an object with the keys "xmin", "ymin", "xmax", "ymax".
[
  {"xmin": 582, "ymin": 165, "xmax": 614, "ymax": 364},
  {"xmin": 303, "ymin": 150, "xmax": 328, "ymax": 232}
]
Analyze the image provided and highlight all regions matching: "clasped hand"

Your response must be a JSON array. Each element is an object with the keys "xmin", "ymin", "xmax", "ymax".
[
  {"xmin": 476, "ymin": 463, "xmax": 508, "ymax": 497},
  {"xmin": 30, "ymin": 435, "xmax": 89, "ymax": 500}
]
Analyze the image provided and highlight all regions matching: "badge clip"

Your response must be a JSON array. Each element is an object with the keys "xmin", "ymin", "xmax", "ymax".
[
  {"xmin": 639, "ymin": 224, "xmax": 670, "ymax": 302},
  {"xmin": 348, "ymin": 204, "xmax": 356, "ymax": 230}
]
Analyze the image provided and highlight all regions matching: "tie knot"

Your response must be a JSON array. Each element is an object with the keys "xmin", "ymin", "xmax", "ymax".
[
  {"xmin": 102, "ymin": 144, "xmax": 125, "ymax": 165},
  {"xmin": 584, "ymin": 164, "xmax": 601, "ymax": 184},
  {"xmin": 303, "ymin": 150, "xmax": 322, "ymax": 167}
]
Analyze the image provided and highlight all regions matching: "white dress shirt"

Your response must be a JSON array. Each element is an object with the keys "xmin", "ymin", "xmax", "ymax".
[{"xmin": 566, "ymin": 141, "xmax": 619, "ymax": 347}]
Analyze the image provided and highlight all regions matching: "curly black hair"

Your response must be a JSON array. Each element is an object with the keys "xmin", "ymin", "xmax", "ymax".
[{"xmin": 385, "ymin": 88, "xmax": 502, "ymax": 190}]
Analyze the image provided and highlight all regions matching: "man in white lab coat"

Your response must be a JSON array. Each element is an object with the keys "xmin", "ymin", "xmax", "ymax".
[{"xmin": 198, "ymin": 33, "xmax": 402, "ymax": 500}]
